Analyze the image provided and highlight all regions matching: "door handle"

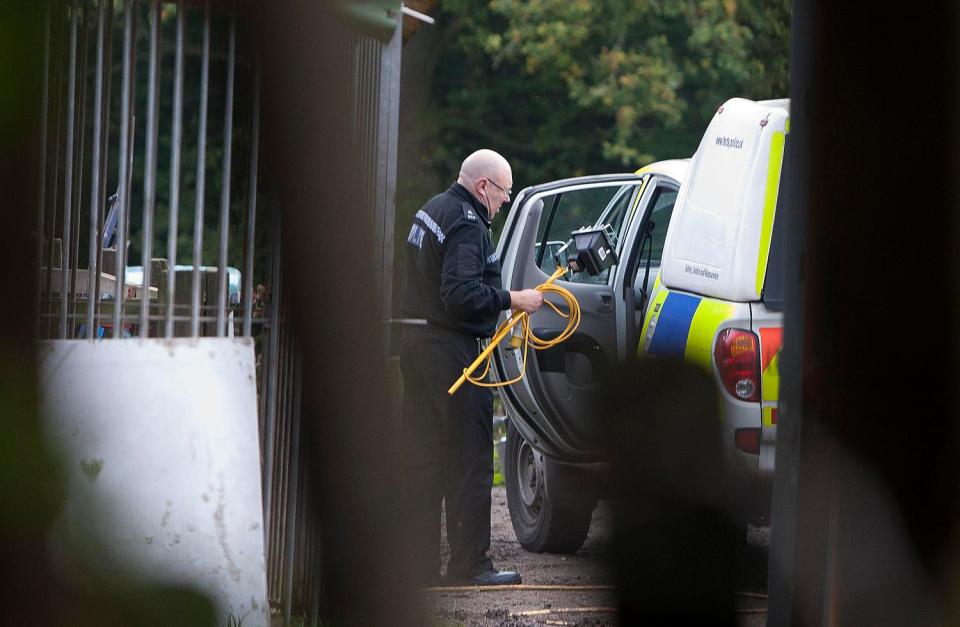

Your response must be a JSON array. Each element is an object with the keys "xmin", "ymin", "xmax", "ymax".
[{"xmin": 597, "ymin": 293, "xmax": 614, "ymax": 312}]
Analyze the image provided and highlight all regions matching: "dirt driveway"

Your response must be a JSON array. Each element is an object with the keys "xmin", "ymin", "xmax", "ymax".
[{"xmin": 422, "ymin": 487, "xmax": 768, "ymax": 626}]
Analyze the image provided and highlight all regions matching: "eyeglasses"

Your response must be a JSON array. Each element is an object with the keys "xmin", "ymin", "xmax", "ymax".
[{"xmin": 485, "ymin": 177, "xmax": 511, "ymax": 199}]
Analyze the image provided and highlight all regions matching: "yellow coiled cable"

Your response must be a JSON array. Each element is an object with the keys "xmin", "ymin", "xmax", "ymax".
[{"xmin": 455, "ymin": 266, "xmax": 581, "ymax": 391}]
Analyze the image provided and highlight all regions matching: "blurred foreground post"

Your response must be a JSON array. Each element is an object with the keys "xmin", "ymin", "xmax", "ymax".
[
  {"xmin": 602, "ymin": 360, "xmax": 741, "ymax": 625},
  {"xmin": 256, "ymin": 3, "xmax": 419, "ymax": 625},
  {"xmin": 768, "ymin": 0, "xmax": 960, "ymax": 625},
  {"xmin": 0, "ymin": 2, "xmax": 58, "ymax": 623}
]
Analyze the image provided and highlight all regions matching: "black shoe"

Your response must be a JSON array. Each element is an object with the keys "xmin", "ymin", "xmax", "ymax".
[{"xmin": 452, "ymin": 568, "xmax": 522, "ymax": 586}]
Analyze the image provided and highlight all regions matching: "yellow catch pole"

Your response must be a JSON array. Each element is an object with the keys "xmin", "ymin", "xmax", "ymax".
[
  {"xmin": 448, "ymin": 266, "xmax": 566, "ymax": 396},
  {"xmin": 447, "ymin": 313, "xmax": 523, "ymax": 396}
]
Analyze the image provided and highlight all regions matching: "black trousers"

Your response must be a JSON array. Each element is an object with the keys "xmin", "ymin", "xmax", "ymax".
[{"xmin": 400, "ymin": 325, "xmax": 494, "ymax": 580}]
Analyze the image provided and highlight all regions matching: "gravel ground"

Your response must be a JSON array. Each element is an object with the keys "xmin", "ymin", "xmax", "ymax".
[{"xmin": 422, "ymin": 487, "xmax": 769, "ymax": 627}]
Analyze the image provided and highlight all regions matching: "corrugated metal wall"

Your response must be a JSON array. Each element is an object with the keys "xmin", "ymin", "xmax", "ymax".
[{"xmin": 352, "ymin": 20, "xmax": 401, "ymax": 338}]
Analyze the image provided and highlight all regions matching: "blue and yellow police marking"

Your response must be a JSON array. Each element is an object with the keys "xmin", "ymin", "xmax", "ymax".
[
  {"xmin": 684, "ymin": 299, "xmax": 737, "ymax": 371},
  {"xmin": 641, "ymin": 286, "xmax": 737, "ymax": 372},
  {"xmin": 646, "ymin": 291, "xmax": 701, "ymax": 358},
  {"xmin": 761, "ymin": 356, "xmax": 778, "ymax": 426},
  {"xmin": 755, "ymin": 129, "xmax": 786, "ymax": 295},
  {"xmin": 759, "ymin": 327, "xmax": 782, "ymax": 426},
  {"xmin": 638, "ymin": 276, "xmax": 668, "ymax": 354}
]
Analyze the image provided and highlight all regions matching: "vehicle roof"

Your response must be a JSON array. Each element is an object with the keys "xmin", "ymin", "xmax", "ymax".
[
  {"xmin": 512, "ymin": 160, "xmax": 689, "ymax": 209},
  {"xmin": 633, "ymin": 158, "xmax": 689, "ymax": 183},
  {"xmin": 757, "ymin": 98, "xmax": 790, "ymax": 112}
]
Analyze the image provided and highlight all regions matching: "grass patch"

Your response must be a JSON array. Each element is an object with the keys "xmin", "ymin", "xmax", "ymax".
[
  {"xmin": 492, "ymin": 416, "xmax": 507, "ymax": 487},
  {"xmin": 222, "ymin": 613, "xmax": 245, "ymax": 627}
]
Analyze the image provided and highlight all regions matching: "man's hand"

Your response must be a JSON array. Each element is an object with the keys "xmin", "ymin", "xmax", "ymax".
[{"xmin": 510, "ymin": 289, "xmax": 543, "ymax": 314}]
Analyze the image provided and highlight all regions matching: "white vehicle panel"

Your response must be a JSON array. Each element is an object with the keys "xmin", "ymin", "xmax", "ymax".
[{"xmin": 661, "ymin": 98, "xmax": 789, "ymax": 302}]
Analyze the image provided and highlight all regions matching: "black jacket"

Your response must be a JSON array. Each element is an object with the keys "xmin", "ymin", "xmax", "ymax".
[{"xmin": 401, "ymin": 183, "xmax": 511, "ymax": 338}]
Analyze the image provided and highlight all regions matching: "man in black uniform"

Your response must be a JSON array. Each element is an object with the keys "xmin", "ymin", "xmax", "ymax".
[{"xmin": 400, "ymin": 149, "xmax": 543, "ymax": 585}]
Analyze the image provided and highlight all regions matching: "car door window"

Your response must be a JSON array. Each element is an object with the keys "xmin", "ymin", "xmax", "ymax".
[
  {"xmin": 648, "ymin": 187, "xmax": 677, "ymax": 264},
  {"xmin": 533, "ymin": 183, "xmax": 642, "ymax": 283},
  {"xmin": 633, "ymin": 185, "xmax": 678, "ymax": 297}
]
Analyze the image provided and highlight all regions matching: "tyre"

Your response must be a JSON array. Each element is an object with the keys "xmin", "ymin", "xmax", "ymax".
[{"xmin": 504, "ymin": 420, "xmax": 594, "ymax": 553}]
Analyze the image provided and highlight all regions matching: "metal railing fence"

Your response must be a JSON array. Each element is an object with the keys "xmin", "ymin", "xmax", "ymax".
[
  {"xmin": 32, "ymin": 0, "xmax": 314, "ymax": 621},
  {"xmin": 37, "ymin": 0, "xmax": 264, "ymax": 340},
  {"xmin": 35, "ymin": 1, "xmax": 403, "ymax": 624}
]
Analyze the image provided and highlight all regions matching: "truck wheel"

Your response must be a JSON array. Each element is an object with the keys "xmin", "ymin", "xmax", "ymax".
[{"xmin": 504, "ymin": 421, "xmax": 593, "ymax": 553}]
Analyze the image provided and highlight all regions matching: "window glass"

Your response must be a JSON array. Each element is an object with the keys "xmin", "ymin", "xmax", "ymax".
[
  {"xmin": 533, "ymin": 183, "xmax": 642, "ymax": 284},
  {"xmin": 634, "ymin": 186, "xmax": 679, "ymax": 297},
  {"xmin": 647, "ymin": 187, "xmax": 678, "ymax": 264}
]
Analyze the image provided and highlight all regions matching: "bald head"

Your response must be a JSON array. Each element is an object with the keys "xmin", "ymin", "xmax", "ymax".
[
  {"xmin": 458, "ymin": 149, "xmax": 510, "ymax": 183},
  {"xmin": 457, "ymin": 149, "xmax": 513, "ymax": 219}
]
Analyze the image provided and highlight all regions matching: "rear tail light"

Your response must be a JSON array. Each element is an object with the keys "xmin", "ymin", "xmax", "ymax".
[
  {"xmin": 714, "ymin": 328, "xmax": 760, "ymax": 402},
  {"xmin": 735, "ymin": 428, "xmax": 761, "ymax": 454}
]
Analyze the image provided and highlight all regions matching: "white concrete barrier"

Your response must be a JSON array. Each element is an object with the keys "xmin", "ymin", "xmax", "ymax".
[{"xmin": 39, "ymin": 338, "xmax": 268, "ymax": 626}]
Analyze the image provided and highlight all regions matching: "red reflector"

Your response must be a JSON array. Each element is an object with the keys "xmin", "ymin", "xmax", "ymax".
[
  {"xmin": 735, "ymin": 428, "xmax": 761, "ymax": 455},
  {"xmin": 771, "ymin": 408, "xmax": 778, "ymax": 425},
  {"xmin": 714, "ymin": 329, "xmax": 760, "ymax": 402}
]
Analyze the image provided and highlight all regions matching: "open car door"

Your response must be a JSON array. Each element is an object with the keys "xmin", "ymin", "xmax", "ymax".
[{"xmin": 493, "ymin": 169, "xmax": 683, "ymax": 461}]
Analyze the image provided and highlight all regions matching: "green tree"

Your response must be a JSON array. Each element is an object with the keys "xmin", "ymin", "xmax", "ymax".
[{"xmin": 425, "ymin": 0, "xmax": 790, "ymax": 193}]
